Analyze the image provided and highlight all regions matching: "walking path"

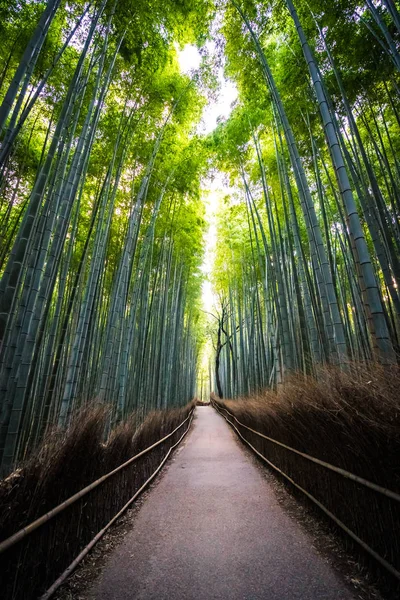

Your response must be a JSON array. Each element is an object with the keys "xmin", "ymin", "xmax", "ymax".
[{"xmin": 88, "ymin": 406, "xmax": 355, "ymax": 599}]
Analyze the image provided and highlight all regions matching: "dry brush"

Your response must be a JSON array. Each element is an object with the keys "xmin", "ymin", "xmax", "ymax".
[
  {"xmin": 0, "ymin": 400, "xmax": 194, "ymax": 600},
  {"xmin": 213, "ymin": 363, "xmax": 400, "ymax": 597}
]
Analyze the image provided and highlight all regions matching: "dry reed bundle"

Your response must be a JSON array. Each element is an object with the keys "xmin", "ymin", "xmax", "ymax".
[
  {"xmin": 214, "ymin": 362, "xmax": 400, "ymax": 597},
  {"xmin": 0, "ymin": 401, "xmax": 194, "ymax": 600}
]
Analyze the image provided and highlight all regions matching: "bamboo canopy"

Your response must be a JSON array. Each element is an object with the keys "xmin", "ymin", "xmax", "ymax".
[{"xmin": 0, "ymin": 0, "xmax": 399, "ymax": 469}]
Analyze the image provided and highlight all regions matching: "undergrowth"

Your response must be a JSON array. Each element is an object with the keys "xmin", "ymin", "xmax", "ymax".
[
  {"xmin": 213, "ymin": 362, "xmax": 400, "ymax": 598},
  {"xmin": 0, "ymin": 400, "xmax": 194, "ymax": 600}
]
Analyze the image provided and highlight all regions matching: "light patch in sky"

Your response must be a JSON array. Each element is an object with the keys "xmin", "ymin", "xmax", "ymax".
[
  {"xmin": 177, "ymin": 44, "xmax": 202, "ymax": 74},
  {"xmin": 178, "ymin": 44, "xmax": 238, "ymax": 135},
  {"xmin": 178, "ymin": 44, "xmax": 238, "ymax": 310},
  {"xmin": 200, "ymin": 79, "xmax": 238, "ymax": 135},
  {"xmin": 178, "ymin": 43, "xmax": 239, "ymax": 388},
  {"xmin": 200, "ymin": 192, "xmax": 217, "ymax": 314},
  {"xmin": 200, "ymin": 173, "xmax": 237, "ymax": 314}
]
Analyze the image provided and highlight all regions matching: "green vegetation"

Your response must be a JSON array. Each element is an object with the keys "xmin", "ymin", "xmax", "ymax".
[
  {"xmin": 0, "ymin": 2, "xmax": 400, "ymax": 596},
  {"xmin": 211, "ymin": 0, "xmax": 400, "ymax": 398},
  {"xmin": 0, "ymin": 0, "xmax": 213, "ymax": 473},
  {"xmin": 208, "ymin": 4, "xmax": 400, "ymax": 591},
  {"xmin": 0, "ymin": 0, "xmax": 399, "ymax": 473}
]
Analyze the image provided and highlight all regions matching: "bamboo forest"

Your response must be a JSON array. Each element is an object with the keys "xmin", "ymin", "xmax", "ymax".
[{"xmin": 0, "ymin": 1, "xmax": 400, "ymax": 598}]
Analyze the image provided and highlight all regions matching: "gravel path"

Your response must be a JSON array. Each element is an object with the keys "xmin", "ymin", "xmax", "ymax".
[{"xmin": 88, "ymin": 406, "xmax": 355, "ymax": 600}]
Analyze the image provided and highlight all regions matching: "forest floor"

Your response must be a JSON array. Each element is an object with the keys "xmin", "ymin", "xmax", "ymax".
[{"xmin": 55, "ymin": 406, "xmax": 384, "ymax": 600}]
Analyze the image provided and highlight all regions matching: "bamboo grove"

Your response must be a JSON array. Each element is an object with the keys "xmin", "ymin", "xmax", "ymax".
[
  {"xmin": 1, "ymin": 0, "xmax": 400, "ymax": 471},
  {"xmin": 0, "ymin": 0, "xmax": 213, "ymax": 472},
  {"xmin": 211, "ymin": 0, "xmax": 400, "ymax": 398}
]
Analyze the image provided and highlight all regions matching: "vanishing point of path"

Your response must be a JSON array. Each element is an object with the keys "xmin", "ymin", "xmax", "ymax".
[{"xmin": 89, "ymin": 407, "xmax": 355, "ymax": 600}]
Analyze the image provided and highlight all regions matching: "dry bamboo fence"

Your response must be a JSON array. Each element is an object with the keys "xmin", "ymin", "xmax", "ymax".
[
  {"xmin": 0, "ymin": 408, "xmax": 194, "ymax": 600},
  {"xmin": 212, "ymin": 399, "xmax": 400, "ymax": 595}
]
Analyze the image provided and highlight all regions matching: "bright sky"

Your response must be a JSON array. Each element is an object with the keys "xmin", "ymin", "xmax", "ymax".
[
  {"xmin": 178, "ymin": 44, "xmax": 238, "ymax": 315},
  {"xmin": 177, "ymin": 43, "xmax": 238, "ymax": 394},
  {"xmin": 177, "ymin": 44, "xmax": 202, "ymax": 72},
  {"xmin": 178, "ymin": 43, "xmax": 238, "ymax": 134}
]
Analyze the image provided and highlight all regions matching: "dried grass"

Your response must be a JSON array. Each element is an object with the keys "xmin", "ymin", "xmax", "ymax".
[
  {"xmin": 0, "ymin": 401, "xmax": 194, "ymax": 600},
  {"xmin": 214, "ymin": 362, "xmax": 400, "ymax": 596}
]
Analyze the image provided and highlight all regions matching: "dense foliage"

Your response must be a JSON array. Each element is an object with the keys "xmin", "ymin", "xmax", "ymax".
[
  {"xmin": 0, "ymin": 0, "xmax": 399, "ymax": 471},
  {"xmin": 210, "ymin": 0, "xmax": 400, "ymax": 398},
  {"xmin": 0, "ymin": 0, "xmax": 213, "ymax": 472}
]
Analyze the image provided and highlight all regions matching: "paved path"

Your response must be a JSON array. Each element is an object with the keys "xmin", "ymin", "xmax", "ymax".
[{"xmin": 89, "ymin": 407, "xmax": 354, "ymax": 600}]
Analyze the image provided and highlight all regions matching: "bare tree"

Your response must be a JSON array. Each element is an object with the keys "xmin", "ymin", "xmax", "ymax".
[{"xmin": 207, "ymin": 296, "xmax": 236, "ymax": 399}]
